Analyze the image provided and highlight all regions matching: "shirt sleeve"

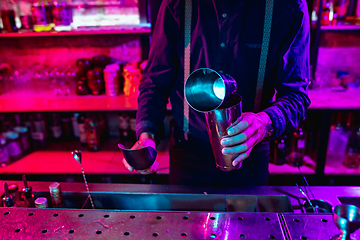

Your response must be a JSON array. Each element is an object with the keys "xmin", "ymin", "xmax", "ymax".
[
  {"xmin": 136, "ymin": 0, "xmax": 180, "ymax": 142},
  {"xmin": 263, "ymin": 0, "xmax": 311, "ymax": 140}
]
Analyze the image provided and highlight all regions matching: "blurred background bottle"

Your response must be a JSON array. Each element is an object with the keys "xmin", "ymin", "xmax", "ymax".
[
  {"xmin": 77, "ymin": 113, "xmax": 87, "ymax": 145},
  {"xmin": 287, "ymin": 125, "xmax": 306, "ymax": 167},
  {"xmin": 273, "ymin": 135, "xmax": 288, "ymax": 165},
  {"xmin": 50, "ymin": 113, "xmax": 62, "ymax": 141},
  {"xmin": 17, "ymin": 0, "xmax": 33, "ymax": 31},
  {"xmin": 343, "ymin": 113, "xmax": 360, "ymax": 169},
  {"xmin": 85, "ymin": 114, "xmax": 101, "ymax": 151},
  {"xmin": 119, "ymin": 112, "xmax": 130, "ymax": 142},
  {"xmin": 0, "ymin": 0, "xmax": 18, "ymax": 32},
  {"xmin": 31, "ymin": 113, "xmax": 48, "ymax": 149},
  {"xmin": 326, "ymin": 112, "xmax": 352, "ymax": 168}
]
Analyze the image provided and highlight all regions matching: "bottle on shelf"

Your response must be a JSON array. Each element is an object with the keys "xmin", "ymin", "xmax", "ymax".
[
  {"xmin": 51, "ymin": 0, "xmax": 73, "ymax": 32},
  {"xmin": 119, "ymin": 112, "xmax": 130, "ymax": 142},
  {"xmin": 343, "ymin": 113, "xmax": 360, "ymax": 169},
  {"xmin": 30, "ymin": 0, "xmax": 54, "ymax": 32},
  {"xmin": 17, "ymin": 0, "xmax": 33, "ymax": 31},
  {"xmin": 77, "ymin": 113, "xmax": 87, "ymax": 145},
  {"xmin": 321, "ymin": 1, "xmax": 332, "ymax": 25},
  {"xmin": 60, "ymin": 113, "xmax": 73, "ymax": 140},
  {"xmin": 97, "ymin": 113, "xmax": 108, "ymax": 141},
  {"xmin": 287, "ymin": 125, "xmax": 306, "ymax": 167},
  {"xmin": 49, "ymin": 113, "xmax": 63, "ymax": 141},
  {"xmin": 31, "ymin": 113, "xmax": 48, "ymax": 149},
  {"xmin": 334, "ymin": 0, "xmax": 350, "ymax": 20},
  {"xmin": 71, "ymin": 113, "xmax": 80, "ymax": 139},
  {"xmin": 49, "ymin": 182, "xmax": 65, "ymax": 208},
  {"xmin": 326, "ymin": 112, "xmax": 352, "ymax": 168},
  {"xmin": 311, "ymin": 0, "xmax": 318, "ymax": 27},
  {"xmin": 85, "ymin": 114, "xmax": 101, "ymax": 151},
  {"xmin": 0, "ymin": 0, "xmax": 18, "ymax": 33},
  {"xmin": 273, "ymin": 135, "xmax": 288, "ymax": 165}
]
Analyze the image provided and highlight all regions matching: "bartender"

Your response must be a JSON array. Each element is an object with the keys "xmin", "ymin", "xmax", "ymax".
[{"xmin": 121, "ymin": 0, "xmax": 311, "ymax": 186}]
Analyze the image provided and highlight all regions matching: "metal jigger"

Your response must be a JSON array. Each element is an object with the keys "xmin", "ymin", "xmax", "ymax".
[
  {"xmin": 71, "ymin": 150, "xmax": 95, "ymax": 209},
  {"xmin": 185, "ymin": 68, "xmax": 242, "ymax": 171},
  {"xmin": 332, "ymin": 204, "xmax": 360, "ymax": 240}
]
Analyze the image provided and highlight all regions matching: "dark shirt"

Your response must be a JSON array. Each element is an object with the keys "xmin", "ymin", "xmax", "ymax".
[{"xmin": 136, "ymin": 0, "xmax": 311, "ymax": 146}]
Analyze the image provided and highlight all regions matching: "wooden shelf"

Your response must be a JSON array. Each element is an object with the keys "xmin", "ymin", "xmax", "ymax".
[
  {"xmin": 0, "ymin": 137, "xmax": 316, "ymax": 176},
  {"xmin": 0, "ymin": 138, "xmax": 170, "ymax": 175},
  {"xmin": 324, "ymin": 164, "xmax": 360, "ymax": 175},
  {"xmin": 0, "ymin": 94, "xmax": 139, "ymax": 112},
  {"xmin": 308, "ymin": 90, "xmax": 360, "ymax": 109},
  {"xmin": 0, "ymin": 93, "xmax": 171, "ymax": 112},
  {"xmin": 0, "ymin": 25, "xmax": 151, "ymax": 38},
  {"xmin": 1, "ymin": 90, "xmax": 359, "ymax": 113},
  {"xmin": 320, "ymin": 24, "xmax": 360, "ymax": 32}
]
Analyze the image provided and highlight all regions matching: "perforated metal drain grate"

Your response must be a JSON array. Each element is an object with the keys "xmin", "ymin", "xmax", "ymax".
[{"xmin": 0, "ymin": 208, "xmax": 284, "ymax": 239}]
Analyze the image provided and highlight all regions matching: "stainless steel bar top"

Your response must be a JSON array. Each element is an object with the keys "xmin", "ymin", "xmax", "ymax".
[{"xmin": 1, "ymin": 181, "xmax": 360, "ymax": 239}]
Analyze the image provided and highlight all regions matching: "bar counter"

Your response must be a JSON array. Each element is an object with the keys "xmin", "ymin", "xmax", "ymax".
[{"xmin": 1, "ymin": 181, "xmax": 360, "ymax": 239}]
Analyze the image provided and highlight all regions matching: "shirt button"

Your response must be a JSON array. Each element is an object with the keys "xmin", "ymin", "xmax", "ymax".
[
  {"xmin": 222, "ymin": 13, "xmax": 227, "ymax": 18},
  {"xmin": 220, "ymin": 42, "xmax": 225, "ymax": 48}
]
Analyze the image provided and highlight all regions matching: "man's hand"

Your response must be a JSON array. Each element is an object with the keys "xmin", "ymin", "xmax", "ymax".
[
  {"xmin": 220, "ymin": 112, "xmax": 272, "ymax": 168},
  {"xmin": 121, "ymin": 132, "xmax": 158, "ymax": 174}
]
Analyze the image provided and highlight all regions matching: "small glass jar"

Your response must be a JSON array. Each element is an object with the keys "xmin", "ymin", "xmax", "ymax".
[{"xmin": 4, "ymin": 131, "xmax": 22, "ymax": 161}]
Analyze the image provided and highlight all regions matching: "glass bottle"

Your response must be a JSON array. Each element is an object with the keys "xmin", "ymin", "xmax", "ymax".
[
  {"xmin": 17, "ymin": 0, "xmax": 33, "ymax": 31},
  {"xmin": 273, "ymin": 135, "xmax": 288, "ymax": 165},
  {"xmin": 85, "ymin": 114, "xmax": 101, "ymax": 151},
  {"xmin": 31, "ymin": 113, "xmax": 48, "ymax": 149},
  {"xmin": 343, "ymin": 114, "xmax": 360, "ymax": 169},
  {"xmin": 287, "ymin": 126, "xmax": 306, "ymax": 167},
  {"xmin": 31, "ymin": 0, "xmax": 48, "ymax": 26},
  {"xmin": 77, "ymin": 113, "xmax": 87, "ymax": 145},
  {"xmin": 71, "ymin": 113, "xmax": 80, "ymax": 138},
  {"xmin": 0, "ymin": 0, "xmax": 18, "ymax": 32},
  {"xmin": 326, "ymin": 112, "xmax": 351, "ymax": 168},
  {"xmin": 60, "ymin": 113, "xmax": 73, "ymax": 140},
  {"xmin": 52, "ymin": 0, "xmax": 72, "ymax": 31},
  {"xmin": 119, "ymin": 113, "xmax": 130, "ymax": 142},
  {"xmin": 50, "ymin": 113, "xmax": 62, "ymax": 141},
  {"xmin": 76, "ymin": 78, "xmax": 90, "ymax": 95},
  {"xmin": 321, "ymin": 1, "xmax": 331, "ymax": 25}
]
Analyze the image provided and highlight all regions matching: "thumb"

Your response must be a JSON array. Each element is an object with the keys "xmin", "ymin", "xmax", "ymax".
[{"xmin": 122, "ymin": 157, "xmax": 134, "ymax": 172}]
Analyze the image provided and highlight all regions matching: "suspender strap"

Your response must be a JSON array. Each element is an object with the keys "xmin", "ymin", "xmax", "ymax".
[
  {"xmin": 183, "ymin": 0, "xmax": 192, "ymax": 140},
  {"xmin": 254, "ymin": 0, "xmax": 274, "ymax": 113}
]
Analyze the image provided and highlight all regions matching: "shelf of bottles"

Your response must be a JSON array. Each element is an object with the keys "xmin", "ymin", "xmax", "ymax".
[
  {"xmin": 324, "ymin": 111, "xmax": 360, "ymax": 175},
  {"xmin": 0, "ymin": 0, "xmax": 150, "ymax": 36},
  {"xmin": 311, "ymin": 0, "xmax": 360, "ymax": 31},
  {"xmin": 0, "ymin": 111, "xmax": 171, "ymax": 175}
]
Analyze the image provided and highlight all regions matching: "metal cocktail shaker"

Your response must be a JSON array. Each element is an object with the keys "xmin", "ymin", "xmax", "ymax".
[{"xmin": 185, "ymin": 68, "xmax": 242, "ymax": 171}]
